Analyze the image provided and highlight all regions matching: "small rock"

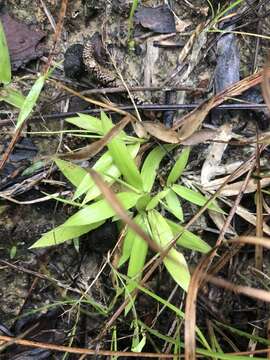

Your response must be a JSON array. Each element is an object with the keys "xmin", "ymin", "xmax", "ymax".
[{"xmin": 64, "ymin": 43, "xmax": 85, "ymax": 79}]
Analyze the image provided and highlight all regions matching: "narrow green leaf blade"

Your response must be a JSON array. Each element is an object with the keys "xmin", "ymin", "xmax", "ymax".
[
  {"xmin": 66, "ymin": 113, "xmax": 103, "ymax": 134},
  {"xmin": 148, "ymin": 210, "xmax": 190, "ymax": 291},
  {"xmin": 166, "ymin": 219, "xmax": 211, "ymax": 253},
  {"xmin": 141, "ymin": 145, "xmax": 174, "ymax": 192},
  {"xmin": 63, "ymin": 192, "xmax": 140, "ymax": 227},
  {"xmin": 125, "ymin": 213, "xmax": 149, "ymax": 314},
  {"xmin": 164, "ymin": 189, "xmax": 184, "ymax": 221},
  {"xmin": 166, "ymin": 146, "xmax": 190, "ymax": 185},
  {"xmin": 17, "ymin": 75, "xmax": 45, "ymax": 128},
  {"xmin": 0, "ymin": 20, "xmax": 11, "ymax": 84},
  {"xmin": 55, "ymin": 158, "xmax": 88, "ymax": 188},
  {"xmin": 101, "ymin": 112, "xmax": 142, "ymax": 190},
  {"xmin": 74, "ymin": 149, "xmax": 115, "ymax": 200},
  {"xmin": 0, "ymin": 85, "xmax": 25, "ymax": 108},
  {"xmin": 172, "ymin": 184, "xmax": 223, "ymax": 213},
  {"xmin": 118, "ymin": 213, "xmax": 145, "ymax": 267},
  {"xmin": 81, "ymin": 144, "xmax": 140, "ymax": 203},
  {"xmin": 30, "ymin": 221, "xmax": 104, "ymax": 248},
  {"xmin": 82, "ymin": 164, "xmax": 121, "ymax": 204},
  {"xmin": 146, "ymin": 189, "xmax": 169, "ymax": 211}
]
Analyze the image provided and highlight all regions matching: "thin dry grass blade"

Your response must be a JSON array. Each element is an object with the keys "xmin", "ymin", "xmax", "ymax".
[
  {"xmin": 230, "ymin": 236, "xmax": 270, "ymax": 248},
  {"xmin": 185, "ymin": 233, "xmax": 270, "ymax": 360},
  {"xmin": 255, "ymin": 138, "xmax": 263, "ymax": 269},
  {"xmin": 262, "ymin": 53, "xmax": 270, "ymax": 112},
  {"xmin": 184, "ymin": 249, "xmax": 216, "ymax": 360},
  {"xmin": 206, "ymin": 274, "xmax": 270, "ymax": 302}
]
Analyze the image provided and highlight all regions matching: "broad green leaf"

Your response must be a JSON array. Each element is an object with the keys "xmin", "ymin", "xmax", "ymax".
[
  {"xmin": 141, "ymin": 144, "xmax": 175, "ymax": 192},
  {"xmin": 55, "ymin": 158, "xmax": 88, "ymax": 188},
  {"xmin": 101, "ymin": 112, "xmax": 142, "ymax": 190},
  {"xmin": 81, "ymin": 143, "xmax": 140, "ymax": 203},
  {"xmin": 164, "ymin": 189, "xmax": 183, "ymax": 221},
  {"xmin": 162, "ymin": 247, "xmax": 190, "ymax": 291},
  {"xmin": 17, "ymin": 75, "xmax": 45, "ymax": 128},
  {"xmin": 148, "ymin": 210, "xmax": 190, "ymax": 291},
  {"xmin": 125, "ymin": 213, "xmax": 149, "ymax": 314},
  {"xmin": 66, "ymin": 113, "xmax": 103, "ymax": 134},
  {"xmin": 171, "ymin": 184, "xmax": 223, "ymax": 213},
  {"xmin": 67, "ymin": 113, "xmax": 140, "ymax": 143},
  {"xmin": 166, "ymin": 219, "xmax": 211, "ymax": 253},
  {"xmin": 118, "ymin": 214, "xmax": 142, "ymax": 267},
  {"xmin": 166, "ymin": 146, "xmax": 190, "ymax": 185},
  {"xmin": 146, "ymin": 189, "xmax": 169, "ymax": 211},
  {"xmin": 63, "ymin": 192, "xmax": 140, "ymax": 227},
  {"xmin": 30, "ymin": 221, "xmax": 104, "ymax": 248},
  {"xmin": 0, "ymin": 86, "xmax": 25, "ymax": 108},
  {"xmin": 0, "ymin": 20, "xmax": 11, "ymax": 84}
]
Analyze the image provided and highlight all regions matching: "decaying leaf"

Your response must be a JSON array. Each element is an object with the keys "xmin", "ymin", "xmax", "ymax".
[
  {"xmin": 143, "ymin": 121, "xmax": 180, "ymax": 143},
  {"xmin": 219, "ymin": 177, "xmax": 270, "ymax": 197},
  {"xmin": 181, "ymin": 128, "xmax": 217, "ymax": 146},
  {"xmin": 142, "ymin": 121, "xmax": 218, "ymax": 145},
  {"xmin": 135, "ymin": 5, "xmax": 176, "ymax": 34},
  {"xmin": 0, "ymin": 13, "xmax": 45, "ymax": 70},
  {"xmin": 201, "ymin": 124, "xmax": 233, "ymax": 185},
  {"xmin": 173, "ymin": 70, "xmax": 263, "ymax": 140}
]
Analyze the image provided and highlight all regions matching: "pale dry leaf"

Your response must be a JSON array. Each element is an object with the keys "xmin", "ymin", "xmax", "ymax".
[
  {"xmin": 143, "ymin": 121, "xmax": 180, "ymax": 143},
  {"xmin": 175, "ymin": 18, "xmax": 191, "ymax": 33},
  {"xmin": 234, "ymin": 236, "xmax": 270, "ymax": 249},
  {"xmin": 202, "ymin": 158, "xmax": 258, "ymax": 193},
  {"xmin": 175, "ymin": 97, "xmax": 216, "ymax": 140},
  {"xmin": 219, "ymin": 177, "xmax": 270, "ymax": 197},
  {"xmin": 181, "ymin": 128, "xmax": 217, "ymax": 145},
  {"xmin": 132, "ymin": 121, "xmax": 149, "ymax": 138},
  {"xmin": 144, "ymin": 38, "xmax": 159, "ymax": 94},
  {"xmin": 177, "ymin": 22, "xmax": 205, "ymax": 67},
  {"xmin": 201, "ymin": 123, "xmax": 233, "ymax": 185}
]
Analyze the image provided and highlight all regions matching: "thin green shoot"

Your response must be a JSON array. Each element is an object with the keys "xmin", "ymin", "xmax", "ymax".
[
  {"xmin": 127, "ymin": 0, "xmax": 139, "ymax": 45},
  {"xmin": 210, "ymin": 0, "xmax": 244, "ymax": 27},
  {"xmin": 0, "ymin": 19, "xmax": 11, "ymax": 84}
]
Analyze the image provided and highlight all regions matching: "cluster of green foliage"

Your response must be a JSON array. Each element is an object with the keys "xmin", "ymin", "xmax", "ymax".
[{"xmin": 30, "ymin": 112, "xmax": 221, "ymax": 309}]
